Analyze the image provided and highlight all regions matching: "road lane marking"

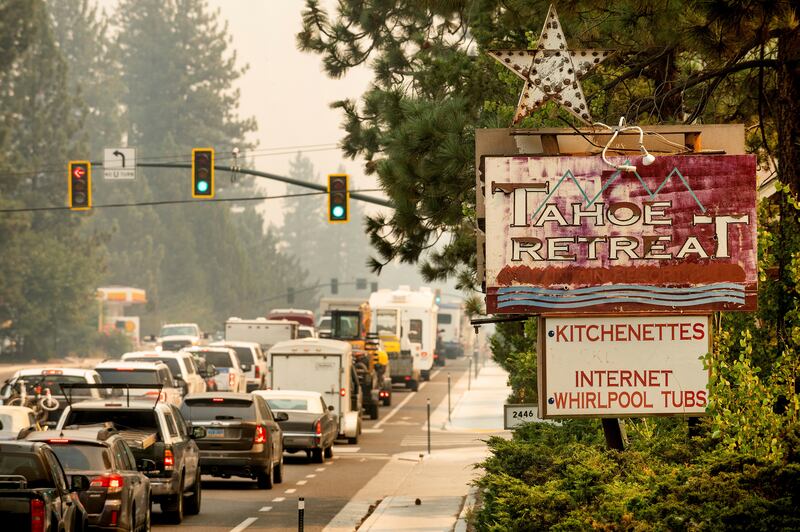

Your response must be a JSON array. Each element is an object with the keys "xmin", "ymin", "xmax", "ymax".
[
  {"xmin": 361, "ymin": 428, "xmax": 384, "ymax": 433},
  {"xmin": 315, "ymin": 468, "xmax": 326, "ymax": 472},
  {"xmin": 374, "ymin": 388, "xmax": 418, "ymax": 429},
  {"xmin": 285, "ymin": 488, "xmax": 297, "ymax": 494},
  {"xmin": 259, "ymin": 506, "xmax": 272, "ymax": 512},
  {"xmin": 305, "ymin": 474, "xmax": 316, "ymax": 478},
  {"xmin": 297, "ymin": 480, "xmax": 308, "ymax": 485},
  {"xmin": 431, "ymin": 368, "xmax": 442, "ymax": 380},
  {"xmin": 272, "ymin": 497, "xmax": 285, "ymax": 502},
  {"xmin": 331, "ymin": 446, "xmax": 361, "ymax": 453},
  {"xmin": 230, "ymin": 517, "xmax": 257, "ymax": 532}
]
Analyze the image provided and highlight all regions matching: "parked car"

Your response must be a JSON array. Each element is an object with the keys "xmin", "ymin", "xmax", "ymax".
[
  {"xmin": 209, "ymin": 341, "xmax": 268, "ymax": 392},
  {"xmin": 0, "ymin": 440, "xmax": 89, "ymax": 532},
  {"xmin": 121, "ymin": 351, "xmax": 206, "ymax": 395},
  {"xmin": 27, "ymin": 428, "xmax": 152, "ymax": 531},
  {"xmin": 1, "ymin": 368, "xmax": 102, "ymax": 426},
  {"xmin": 180, "ymin": 392, "xmax": 285, "ymax": 489},
  {"xmin": 182, "ymin": 347, "xmax": 246, "ymax": 393},
  {"xmin": 0, "ymin": 405, "xmax": 41, "ymax": 440},
  {"xmin": 94, "ymin": 361, "xmax": 183, "ymax": 406},
  {"xmin": 56, "ymin": 389, "xmax": 204, "ymax": 524},
  {"xmin": 253, "ymin": 390, "xmax": 338, "ymax": 463}
]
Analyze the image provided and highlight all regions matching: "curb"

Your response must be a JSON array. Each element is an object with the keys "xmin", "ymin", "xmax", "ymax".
[{"xmin": 454, "ymin": 486, "xmax": 478, "ymax": 532}]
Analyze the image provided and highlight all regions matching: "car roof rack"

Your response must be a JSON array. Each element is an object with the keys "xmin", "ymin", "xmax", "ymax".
[{"xmin": 60, "ymin": 383, "xmax": 165, "ymax": 408}]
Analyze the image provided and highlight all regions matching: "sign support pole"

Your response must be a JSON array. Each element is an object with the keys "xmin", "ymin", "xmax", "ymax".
[{"xmin": 601, "ymin": 419, "xmax": 625, "ymax": 451}]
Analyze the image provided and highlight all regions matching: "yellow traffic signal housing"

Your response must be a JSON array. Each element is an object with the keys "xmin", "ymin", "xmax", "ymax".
[
  {"xmin": 192, "ymin": 148, "xmax": 214, "ymax": 198},
  {"xmin": 68, "ymin": 161, "xmax": 92, "ymax": 210},
  {"xmin": 327, "ymin": 173, "xmax": 349, "ymax": 223}
]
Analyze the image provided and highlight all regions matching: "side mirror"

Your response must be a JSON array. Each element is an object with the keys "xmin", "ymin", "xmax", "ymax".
[
  {"xmin": 139, "ymin": 459, "xmax": 157, "ymax": 472},
  {"xmin": 190, "ymin": 426, "xmax": 207, "ymax": 439},
  {"xmin": 273, "ymin": 411, "xmax": 289, "ymax": 422},
  {"xmin": 70, "ymin": 474, "xmax": 91, "ymax": 492},
  {"xmin": 327, "ymin": 405, "xmax": 334, "ymax": 412}
]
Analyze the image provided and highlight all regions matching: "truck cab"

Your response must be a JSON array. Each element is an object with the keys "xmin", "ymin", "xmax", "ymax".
[{"xmin": 158, "ymin": 323, "xmax": 206, "ymax": 351}]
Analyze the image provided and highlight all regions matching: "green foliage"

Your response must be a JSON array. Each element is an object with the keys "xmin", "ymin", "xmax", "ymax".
[
  {"xmin": 92, "ymin": 330, "xmax": 133, "ymax": 358},
  {"xmin": 490, "ymin": 319, "xmax": 538, "ymax": 403}
]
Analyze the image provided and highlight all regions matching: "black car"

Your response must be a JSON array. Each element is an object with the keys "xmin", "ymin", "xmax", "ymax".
[
  {"xmin": 27, "ymin": 428, "xmax": 152, "ymax": 532},
  {"xmin": 180, "ymin": 392, "xmax": 285, "ymax": 488},
  {"xmin": 0, "ymin": 440, "xmax": 90, "ymax": 532}
]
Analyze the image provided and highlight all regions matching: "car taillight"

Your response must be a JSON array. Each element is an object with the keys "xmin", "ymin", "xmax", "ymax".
[
  {"xmin": 254, "ymin": 425, "xmax": 267, "ymax": 444},
  {"xmin": 314, "ymin": 420, "xmax": 322, "ymax": 437},
  {"xmin": 340, "ymin": 388, "xmax": 346, "ymax": 396},
  {"xmin": 91, "ymin": 474, "xmax": 124, "ymax": 493},
  {"xmin": 31, "ymin": 499, "xmax": 45, "ymax": 532},
  {"xmin": 164, "ymin": 449, "xmax": 174, "ymax": 470},
  {"xmin": 229, "ymin": 373, "xmax": 236, "ymax": 387},
  {"xmin": 404, "ymin": 376, "xmax": 411, "ymax": 381},
  {"xmin": 254, "ymin": 366, "xmax": 260, "ymax": 378}
]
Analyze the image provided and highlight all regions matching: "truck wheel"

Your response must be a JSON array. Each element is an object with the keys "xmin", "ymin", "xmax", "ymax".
[
  {"xmin": 184, "ymin": 471, "xmax": 201, "ymax": 515},
  {"xmin": 421, "ymin": 370, "xmax": 430, "ymax": 381},
  {"xmin": 257, "ymin": 465, "xmax": 273, "ymax": 489},
  {"xmin": 324, "ymin": 445, "xmax": 333, "ymax": 459},
  {"xmin": 311, "ymin": 448, "xmax": 324, "ymax": 463},
  {"xmin": 161, "ymin": 475, "xmax": 184, "ymax": 524},
  {"xmin": 409, "ymin": 380, "xmax": 419, "ymax": 392},
  {"xmin": 382, "ymin": 393, "xmax": 391, "ymax": 406},
  {"xmin": 273, "ymin": 454, "xmax": 284, "ymax": 484}
]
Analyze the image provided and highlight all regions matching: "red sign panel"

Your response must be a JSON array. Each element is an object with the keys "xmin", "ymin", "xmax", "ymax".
[{"xmin": 483, "ymin": 155, "xmax": 757, "ymax": 314}]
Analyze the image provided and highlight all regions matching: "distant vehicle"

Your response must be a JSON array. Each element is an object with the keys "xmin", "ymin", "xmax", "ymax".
[
  {"xmin": 1, "ymin": 368, "xmax": 102, "ymax": 426},
  {"xmin": 437, "ymin": 302, "xmax": 465, "ymax": 359},
  {"xmin": 189, "ymin": 355, "xmax": 219, "ymax": 392},
  {"xmin": 94, "ymin": 360, "xmax": 184, "ymax": 406},
  {"xmin": 157, "ymin": 322, "xmax": 207, "ymax": 351},
  {"xmin": 0, "ymin": 440, "xmax": 90, "ymax": 532},
  {"xmin": 121, "ymin": 350, "xmax": 206, "ymax": 395},
  {"xmin": 0, "ymin": 405, "xmax": 41, "ymax": 440},
  {"xmin": 266, "ymin": 308, "xmax": 315, "ymax": 327},
  {"xmin": 297, "ymin": 325, "xmax": 316, "ymax": 339},
  {"xmin": 180, "ymin": 392, "xmax": 285, "ymax": 489},
  {"xmin": 183, "ymin": 346, "xmax": 247, "ymax": 393},
  {"xmin": 254, "ymin": 390, "xmax": 338, "ymax": 463},
  {"xmin": 27, "ymin": 428, "xmax": 152, "ymax": 531},
  {"xmin": 209, "ymin": 341, "xmax": 268, "ymax": 392},
  {"xmin": 225, "ymin": 317, "xmax": 299, "ymax": 355},
  {"xmin": 56, "ymin": 390, "xmax": 204, "ymax": 524},
  {"xmin": 269, "ymin": 339, "xmax": 362, "ymax": 443},
  {"xmin": 317, "ymin": 315, "xmax": 331, "ymax": 337}
]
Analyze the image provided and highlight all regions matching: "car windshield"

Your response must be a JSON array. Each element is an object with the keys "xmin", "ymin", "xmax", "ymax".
[
  {"xmin": 48, "ymin": 443, "xmax": 111, "ymax": 471},
  {"xmin": 332, "ymin": 312, "xmax": 360, "ymax": 339},
  {"xmin": 181, "ymin": 398, "xmax": 254, "ymax": 421},
  {"xmin": 126, "ymin": 357, "xmax": 182, "ymax": 377},
  {"xmin": 66, "ymin": 409, "xmax": 160, "ymax": 433},
  {"xmin": 375, "ymin": 310, "xmax": 397, "ymax": 335},
  {"xmin": 193, "ymin": 351, "xmax": 233, "ymax": 368},
  {"xmin": 297, "ymin": 328, "xmax": 312, "ymax": 339},
  {"xmin": 160, "ymin": 325, "xmax": 197, "ymax": 337},
  {"xmin": 0, "ymin": 452, "xmax": 50, "ymax": 488},
  {"xmin": 95, "ymin": 369, "xmax": 159, "ymax": 385},
  {"xmin": 17, "ymin": 375, "xmax": 92, "ymax": 397},
  {"xmin": 231, "ymin": 347, "xmax": 254, "ymax": 365},
  {"xmin": 265, "ymin": 397, "xmax": 322, "ymax": 413}
]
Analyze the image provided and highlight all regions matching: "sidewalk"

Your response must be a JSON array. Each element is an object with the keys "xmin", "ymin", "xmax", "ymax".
[{"xmin": 353, "ymin": 360, "xmax": 511, "ymax": 532}]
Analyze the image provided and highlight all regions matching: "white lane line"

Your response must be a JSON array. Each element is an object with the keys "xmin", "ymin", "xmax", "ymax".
[
  {"xmin": 271, "ymin": 497, "xmax": 285, "ymax": 502},
  {"xmin": 374, "ymin": 388, "xmax": 418, "ymax": 429},
  {"xmin": 230, "ymin": 517, "xmax": 258, "ymax": 532},
  {"xmin": 259, "ymin": 506, "xmax": 273, "ymax": 512},
  {"xmin": 297, "ymin": 480, "xmax": 308, "ymax": 485},
  {"xmin": 431, "ymin": 368, "xmax": 443, "ymax": 380},
  {"xmin": 315, "ymin": 467, "xmax": 326, "ymax": 472},
  {"xmin": 285, "ymin": 488, "xmax": 297, "ymax": 494},
  {"xmin": 305, "ymin": 474, "xmax": 316, "ymax": 478},
  {"xmin": 361, "ymin": 428, "xmax": 384, "ymax": 434},
  {"xmin": 331, "ymin": 446, "xmax": 361, "ymax": 453}
]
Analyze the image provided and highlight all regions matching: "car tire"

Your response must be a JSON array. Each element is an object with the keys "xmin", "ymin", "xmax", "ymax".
[
  {"xmin": 257, "ymin": 464, "xmax": 273, "ymax": 489},
  {"xmin": 184, "ymin": 471, "xmax": 202, "ymax": 515},
  {"xmin": 161, "ymin": 475, "xmax": 184, "ymax": 524},
  {"xmin": 409, "ymin": 380, "xmax": 419, "ymax": 392},
  {"xmin": 273, "ymin": 454, "xmax": 284, "ymax": 484},
  {"xmin": 324, "ymin": 445, "xmax": 333, "ymax": 459},
  {"xmin": 311, "ymin": 447, "xmax": 324, "ymax": 463},
  {"xmin": 382, "ymin": 393, "xmax": 391, "ymax": 407},
  {"xmin": 369, "ymin": 403, "xmax": 379, "ymax": 420}
]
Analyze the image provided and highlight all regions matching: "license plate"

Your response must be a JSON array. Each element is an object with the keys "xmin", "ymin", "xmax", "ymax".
[{"xmin": 206, "ymin": 428, "xmax": 224, "ymax": 438}]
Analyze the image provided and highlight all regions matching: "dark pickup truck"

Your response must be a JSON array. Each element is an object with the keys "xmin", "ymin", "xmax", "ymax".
[
  {"xmin": 0, "ymin": 440, "xmax": 89, "ymax": 532},
  {"xmin": 58, "ymin": 384, "xmax": 206, "ymax": 524}
]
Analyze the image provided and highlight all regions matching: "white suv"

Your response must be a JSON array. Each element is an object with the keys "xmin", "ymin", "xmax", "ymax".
[
  {"xmin": 120, "ymin": 351, "xmax": 206, "ymax": 395},
  {"xmin": 183, "ymin": 347, "xmax": 246, "ymax": 393},
  {"xmin": 94, "ymin": 360, "xmax": 183, "ymax": 406},
  {"xmin": 210, "ymin": 341, "xmax": 268, "ymax": 392}
]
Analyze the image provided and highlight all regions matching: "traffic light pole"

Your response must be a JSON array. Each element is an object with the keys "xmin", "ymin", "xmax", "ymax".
[{"xmin": 131, "ymin": 162, "xmax": 391, "ymax": 207}]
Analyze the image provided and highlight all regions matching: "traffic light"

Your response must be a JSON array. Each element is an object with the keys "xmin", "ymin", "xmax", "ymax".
[
  {"xmin": 68, "ymin": 161, "xmax": 91, "ymax": 210},
  {"xmin": 434, "ymin": 288, "xmax": 442, "ymax": 305},
  {"xmin": 331, "ymin": 278, "xmax": 339, "ymax": 295},
  {"xmin": 327, "ymin": 174, "xmax": 349, "ymax": 223},
  {"xmin": 192, "ymin": 148, "xmax": 214, "ymax": 198}
]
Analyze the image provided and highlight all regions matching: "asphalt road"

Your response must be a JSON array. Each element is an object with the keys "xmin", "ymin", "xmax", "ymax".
[{"xmin": 153, "ymin": 357, "xmax": 476, "ymax": 532}]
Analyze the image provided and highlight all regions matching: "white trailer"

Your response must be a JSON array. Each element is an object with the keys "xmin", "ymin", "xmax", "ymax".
[
  {"xmin": 268, "ymin": 339, "xmax": 362, "ymax": 443},
  {"xmin": 225, "ymin": 318, "xmax": 299, "ymax": 363},
  {"xmin": 438, "ymin": 302, "xmax": 466, "ymax": 358},
  {"xmin": 369, "ymin": 286, "xmax": 438, "ymax": 381}
]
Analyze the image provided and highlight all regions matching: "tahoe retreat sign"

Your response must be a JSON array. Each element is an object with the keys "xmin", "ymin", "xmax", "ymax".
[
  {"xmin": 483, "ymin": 154, "xmax": 758, "ymax": 314},
  {"xmin": 539, "ymin": 315, "xmax": 711, "ymax": 417}
]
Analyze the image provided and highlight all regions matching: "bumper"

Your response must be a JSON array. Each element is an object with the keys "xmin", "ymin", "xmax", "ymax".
[
  {"xmin": 199, "ymin": 447, "xmax": 270, "ymax": 477},
  {"xmin": 282, "ymin": 432, "xmax": 321, "ymax": 451},
  {"xmin": 148, "ymin": 473, "xmax": 181, "ymax": 500},
  {"xmin": 87, "ymin": 499, "xmax": 131, "ymax": 531}
]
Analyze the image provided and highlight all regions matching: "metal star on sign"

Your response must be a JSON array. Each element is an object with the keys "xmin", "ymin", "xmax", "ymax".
[{"xmin": 489, "ymin": 5, "xmax": 611, "ymax": 125}]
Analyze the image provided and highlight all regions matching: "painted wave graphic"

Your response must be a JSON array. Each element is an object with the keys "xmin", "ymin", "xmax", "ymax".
[{"xmin": 496, "ymin": 283, "xmax": 745, "ymax": 309}]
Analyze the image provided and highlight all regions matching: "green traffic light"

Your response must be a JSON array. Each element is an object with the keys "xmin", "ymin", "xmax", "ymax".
[
  {"xmin": 332, "ymin": 205, "xmax": 345, "ymax": 218},
  {"xmin": 196, "ymin": 181, "xmax": 209, "ymax": 193}
]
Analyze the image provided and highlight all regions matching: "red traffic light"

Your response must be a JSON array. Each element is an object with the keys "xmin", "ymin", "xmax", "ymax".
[{"xmin": 68, "ymin": 161, "xmax": 91, "ymax": 210}]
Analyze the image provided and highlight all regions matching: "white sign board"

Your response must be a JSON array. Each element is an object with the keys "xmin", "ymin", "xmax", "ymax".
[
  {"xmin": 503, "ymin": 403, "xmax": 539, "ymax": 429},
  {"xmin": 103, "ymin": 148, "xmax": 136, "ymax": 180},
  {"xmin": 539, "ymin": 315, "xmax": 710, "ymax": 418}
]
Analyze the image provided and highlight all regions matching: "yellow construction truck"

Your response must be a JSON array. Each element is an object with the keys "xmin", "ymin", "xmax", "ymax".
[{"xmin": 319, "ymin": 298, "xmax": 392, "ymax": 418}]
